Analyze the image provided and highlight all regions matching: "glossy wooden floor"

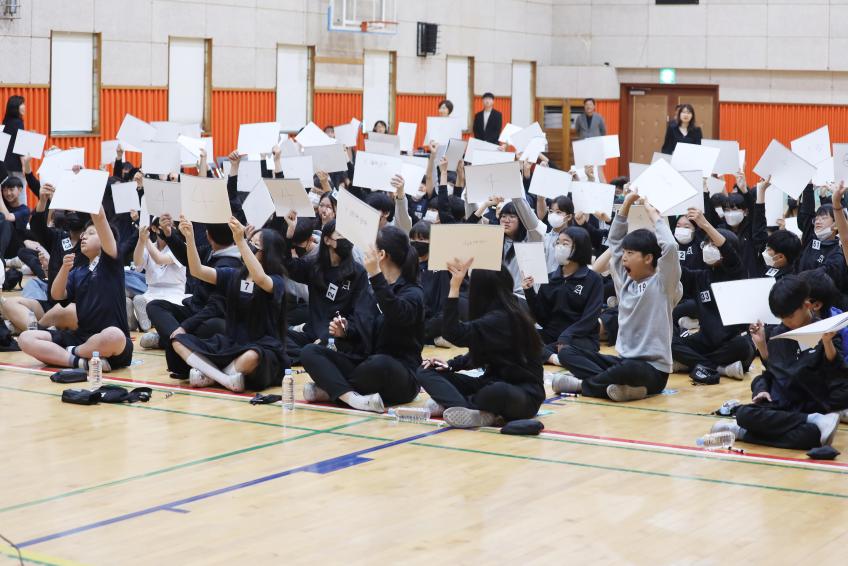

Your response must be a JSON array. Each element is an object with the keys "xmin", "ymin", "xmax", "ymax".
[{"xmin": 1, "ymin": 330, "xmax": 848, "ymax": 565}]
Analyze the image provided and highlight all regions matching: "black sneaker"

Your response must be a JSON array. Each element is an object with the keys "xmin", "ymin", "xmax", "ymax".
[{"xmin": 690, "ymin": 364, "xmax": 720, "ymax": 385}]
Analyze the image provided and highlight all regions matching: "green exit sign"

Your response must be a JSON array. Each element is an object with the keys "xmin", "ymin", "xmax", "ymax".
[{"xmin": 659, "ymin": 68, "xmax": 677, "ymax": 84}]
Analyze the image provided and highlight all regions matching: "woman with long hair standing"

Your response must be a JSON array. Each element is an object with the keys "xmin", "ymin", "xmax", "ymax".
[
  {"xmin": 661, "ymin": 103, "xmax": 702, "ymax": 155},
  {"xmin": 2, "ymin": 95, "xmax": 26, "ymax": 205}
]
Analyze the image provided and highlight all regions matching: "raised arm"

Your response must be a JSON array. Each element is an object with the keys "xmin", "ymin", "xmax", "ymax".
[
  {"xmin": 132, "ymin": 224, "xmax": 148, "ymax": 268},
  {"xmin": 391, "ymin": 175, "xmax": 413, "ymax": 233},
  {"xmin": 91, "ymin": 206, "xmax": 118, "ymax": 259},
  {"xmin": 230, "ymin": 216, "xmax": 274, "ymax": 293},
  {"xmin": 832, "ymin": 183, "xmax": 848, "ymax": 268},
  {"xmin": 178, "ymin": 215, "xmax": 216, "ymax": 284},
  {"xmin": 51, "ymin": 253, "xmax": 74, "ymax": 301}
]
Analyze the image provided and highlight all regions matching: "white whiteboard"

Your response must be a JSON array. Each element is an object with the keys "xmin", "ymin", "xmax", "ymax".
[
  {"xmin": 169, "ymin": 38, "xmax": 206, "ymax": 125},
  {"xmin": 363, "ymin": 51, "xmax": 391, "ymax": 133},
  {"xmin": 446, "ymin": 56, "xmax": 470, "ymax": 128},
  {"xmin": 276, "ymin": 45, "xmax": 310, "ymax": 132},
  {"xmin": 511, "ymin": 61, "xmax": 533, "ymax": 128},
  {"xmin": 50, "ymin": 33, "xmax": 94, "ymax": 133}
]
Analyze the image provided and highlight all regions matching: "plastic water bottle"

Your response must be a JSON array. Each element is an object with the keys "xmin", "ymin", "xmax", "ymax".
[
  {"xmin": 281, "ymin": 370, "xmax": 294, "ymax": 411},
  {"xmin": 88, "ymin": 351, "xmax": 102, "ymax": 390},
  {"xmin": 388, "ymin": 407, "xmax": 431, "ymax": 424},
  {"xmin": 327, "ymin": 338, "xmax": 337, "ymax": 352},
  {"xmin": 696, "ymin": 431, "xmax": 735, "ymax": 451},
  {"xmin": 27, "ymin": 311, "xmax": 38, "ymax": 331}
]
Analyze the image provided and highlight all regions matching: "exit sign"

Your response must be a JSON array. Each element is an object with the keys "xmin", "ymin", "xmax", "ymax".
[{"xmin": 659, "ymin": 68, "xmax": 677, "ymax": 84}]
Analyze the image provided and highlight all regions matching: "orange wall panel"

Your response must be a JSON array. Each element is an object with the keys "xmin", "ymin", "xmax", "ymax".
[
  {"xmin": 314, "ymin": 91, "xmax": 364, "ymax": 149},
  {"xmin": 210, "ymin": 90, "xmax": 276, "ymax": 157},
  {"xmin": 473, "ymin": 96, "xmax": 511, "ymax": 125},
  {"xmin": 596, "ymin": 99, "xmax": 620, "ymax": 178},
  {"xmin": 396, "ymin": 94, "xmax": 442, "ymax": 150}
]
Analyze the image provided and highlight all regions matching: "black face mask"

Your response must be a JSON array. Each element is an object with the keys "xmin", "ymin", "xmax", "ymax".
[
  {"xmin": 294, "ymin": 245, "xmax": 308, "ymax": 257},
  {"xmin": 248, "ymin": 242, "xmax": 259, "ymax": 255},
  {"xmin": 411, "ymin": 241, "xmax": 430, "ymax": 257},
  {"xmin": 334, "ymin": 239, "xmax": 353, "ymax": 259}
]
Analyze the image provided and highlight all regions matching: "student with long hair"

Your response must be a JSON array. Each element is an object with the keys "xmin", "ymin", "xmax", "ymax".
[
  {"xmin": 2, "ymin": 95, "xmax": 25, "ymax": 198},
  {"xmin": 284, "ymin": 218, "xmax": 374, "ymax": 364},
  {"xmin": 300, "ymin": 226, "xmax": 425, "ymax": 413},
  {"xmin": 170, "ymin": 216, "xmax": 289, "ymax": 392},
  {"xmin": 661, "ymin": 103, "xmax": 702, "ymax": 155},
  {"xmin": 416, "ymin": 262, "xmax": 545, "ymax": 428}
]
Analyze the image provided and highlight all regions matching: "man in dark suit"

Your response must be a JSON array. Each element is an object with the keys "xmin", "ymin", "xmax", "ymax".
[{"xmin": 473, "ymin": 92, "xmax": 502, "ymax": 144}]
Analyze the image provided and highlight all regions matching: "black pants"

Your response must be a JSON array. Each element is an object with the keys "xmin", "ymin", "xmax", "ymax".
[
  {"xmin": 735, "ymin": 404, "xmax": 821, "ymax": 450},
  {"xmin": 0, "ymin": 219, "xmax": 22, "ymax": 260},
  {"xmin": 286, "ymin": 329, "xmax": 317, "ymax": 365},
  {"xmin": 671, "ymin": 332, "xmax": 753, "ymax": 370},
  {"xmin": 286, "ymin": 296, "xmax": 309, "ymax": 327},
  {"xmin": 416, "ymin": 369, "xmax": 543, "ymax": 422},
  {"xmin": 541, "ymin": 336, "xmax": 599, "ymax": 365},
  {"xmin": 147, "ymin": 299, "xmax": 225, "ymax": 348},
  {"xmin": 16, "ymin": 247, "xmax": 46, "ymax": 280},
  {"xmin": 559, "ymin": 345, "xmax": 668, "ymax": 399},
  {"xmin": 673, "ymin": 298, "xmax": 698, "ymax": 323},
  {"xmin": 300, "ymin": 343, "xmax": 419, "ymax": 406}
]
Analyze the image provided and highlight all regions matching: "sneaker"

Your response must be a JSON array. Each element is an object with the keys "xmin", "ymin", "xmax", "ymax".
[
  {"xmin": 719, "ymin": 361, "xmax": 745, "ymax": 380},
  {"xmin": 841, "ymin": 408, "xmax": 848, "ymax": 424},
  {"xmin": 303, "ymin": 382, "xmax": 330, "ymax": 402},
  {"xmin": 5, "ymin": 257, "xmax": 22, "ymax": 270},
  {"xmin": 606, "ymin": 384, "xmax": 648, "ymax": 402},
  {"xmin": 126, "ymin": 298, "xmax": 138, "ymax": 332},
  {"xmin": 189, "ymin": 368, "xmax": 215, "ymax": 388},
  {"xmin": 710, "ymin": 419, "xmax": 742, "ymax": 439},
  {"xmin": 678, "ymin": 316, "xmax": 700, "ymax": 331},
  {"xmin": 551, "ymin": 373, "xmax": 581, "ymax": 394},
  {"xmin": 443, "ymin": 406, "xmax": 497, "ymax": 428},
  {"xmin": 808, "ymin": 412, "xmax": 840, "ymax": 446},
  {"xmin": 132, "ymin": 295, "xmax": 151, "ymax": 332},
  {"xmin": 425, "ymin": 398, "xmax": 445, "ymax": 417},
  {"xmin": 690, "ymin": 364, "xmax": 720, "ymax": 385},
  {"xmin": 433, "ymin": 336, "xmax": 456, "ymax": 349},
  {"xmin": 217, "ymin": 372, "xmax": 245, "ymax": 393},
  {"xmin": 362, "ymin": 393, "xmax": 385, "ymax": 413},
  {"xmin": 139, "ymin": 331, "xmax": 161, "ymax": 350}
]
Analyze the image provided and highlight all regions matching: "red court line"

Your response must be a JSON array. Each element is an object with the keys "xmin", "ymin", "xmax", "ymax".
[{"xmin": 2, "ymin": 361, "xmax": 846, "ymax": 470}]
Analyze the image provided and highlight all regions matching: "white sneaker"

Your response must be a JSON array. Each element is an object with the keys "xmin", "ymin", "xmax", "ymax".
[
  {"xmin": 718, "ymin": 361, "xmax": 745, "ymax": 380},
  {"xmin": 303, "ymin": 382, "xmax": 330, "ymax": 402},
  {"xmin": 189, "ymin": 368, "xmax": 215, "ymax": 388},
  {"xmin": 425, "ymin": 398, "xmax": 445, "ymax": 417},
  {"xmin": 5, "ymin": 257, "xmax": 22, "ymax": 270},
  {"xmin": 139, "ymin": 331, "xmax": 160, "ymax": 349},
  {"xmin": 217, "ymin": 372, "xmax": 245, "ymax": 393},
  {"xmin": 808, "ymin": 412, "xmax": 840, "ymax": 446},
  {"xmin": 710, "ymin": 419, "xmax": 741, "ymax": 439},
  {"xmin": 678, "ymin": 317, "xmax": 700, "ymax": 331},
  {"xmin": 433, "ymin": 336, "xmax": 456, "ymax": 349},
  {"xmin": 551, "ymin": 374, "xmax": 581, "ymax": 394},
  {"xmin": 361, "ymin": 393, "xmax": 385, "ymax": 413},
  {"xmin": 443, "ymin": 407, "xmax": 497, "ymax": 428},
  {"xmin": 132, "ymin": 295, "xmax": 151, "ymax": 332},
  {"xmin": 606, "ymin": 384, "xmax": 648, "ymax": 402}
]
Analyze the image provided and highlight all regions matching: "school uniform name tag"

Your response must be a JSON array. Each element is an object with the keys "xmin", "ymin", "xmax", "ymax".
[
  {"xmin": 635, "ymin": 281, "xmax": 648, "ymax": 295},
  {"xmin": 699, "ymin": 290, "xmax": 712, "ymax": 303},
  {"xmin": 62, "ymin": 238, "xmax": 73, "ymax": 251},
  {"xmin": 326, "ymin": 283, "xmax": 338, "ymax": 301},
  {"xmin": 812, "ymin": 240, "xmax": 821, "ymax": 250},
  {"xmin": 240, "ymin": 280, "xmax": 254, "ymax": 294},
  {"xmin": 766, "ymin": 268, "xmax": 779, "ymax": 277},
  {"xmin": 678, "ymin": 251, "xmax": 686, "ymax": 261}
]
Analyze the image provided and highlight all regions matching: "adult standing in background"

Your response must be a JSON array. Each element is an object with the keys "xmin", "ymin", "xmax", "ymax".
[
  {"xmin": 438, "ymin": 99, "xmax": 454, "ymax": 117},
  {"xmin": 575, "ymin": 98, "xmax": 606, "ymax": 139},
  {"xmin": 2, "ymin": 95, "xmax": 26, "ymax": 205},
  {"xmin": 661, "ymin": 103, "xmax": 701, "ymax": 155},
  {"xmin": 473, "ymin": 92, "xmax": 502, "ymax": 144}
]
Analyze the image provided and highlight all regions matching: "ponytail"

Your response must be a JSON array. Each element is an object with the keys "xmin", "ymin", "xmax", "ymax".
[{"xmin": 376, "ymin": 225, "xmax": 419, "ymax": 284}]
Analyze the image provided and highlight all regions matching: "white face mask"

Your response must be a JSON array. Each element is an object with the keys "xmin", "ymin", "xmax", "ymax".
[
  {"xmin": 815, "ymin": 226, "xmax": 833, "ymax": 241},
  {"xmin": 714, "ymin": 207, "xmax": 725, "ymax": 219},
  {"xmin": 555, "ymin": 244, "xmax": 572, "ymax": 266},
  {"xmin": 724, "ymin": 210, "xmax": 744, "ymax": 227},
  {"xmin": 424, "ymin": 209, "xmax": 439, "ymax": 223},
  {"xmin": 411, "ymin": 189, "xmax": 426, "ymax": 201},
  {"xmin": 762, "ymin": 249, "xmax": 776, "ymax": 268},
  {"xmin": 702, "ymin": 244, "xmax": 721, "ymax": 265},
  {"xmin": 548, "ymin": 212, "xmax": 566, "ymax": 229},
  {"xmin": 674, "ymin": 227, "xmax": 693, "ymax": 245}
]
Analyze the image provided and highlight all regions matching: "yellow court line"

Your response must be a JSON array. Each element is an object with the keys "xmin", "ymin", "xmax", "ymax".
[{"xmin": 0, "ymin": 544, "xmax": 87, "ymax": 566}]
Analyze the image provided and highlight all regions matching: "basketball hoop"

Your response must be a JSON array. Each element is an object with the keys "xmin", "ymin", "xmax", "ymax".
[{"xmin": 359, "ymin": 20, "xmax": 398, "ymax": 33}]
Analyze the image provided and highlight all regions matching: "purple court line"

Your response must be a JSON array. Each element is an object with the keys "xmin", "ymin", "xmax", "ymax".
[{"xmin": 19, "ymin": 427, "xmax": 451, "ymax": 549}]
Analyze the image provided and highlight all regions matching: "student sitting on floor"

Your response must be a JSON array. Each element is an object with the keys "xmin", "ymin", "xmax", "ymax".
[
  {"xmin": 761, "ymin": 229, "xmax": 801, "ymax": 280},
  {"xmin": 416, "ymin": 263, "xmax": 545, "ymax": 428},
  {"xmin": 19, "ymin": 206, "xmax": 134, "ymax": 371},
  {"xmin": 522, "ymin": 226, "xmax": 603, "ymax": 367},
  {"xmin": 709, "ymin": 276, "xmax": 843, "ymax": 450},
  {"xmin": 795, "ymin": 184, "xmax": 846, "ymax": 288},
  {"xmin": 553, "ymin": 191, "xmax": 682, "ymax": 402},
  {"xmin": 671, "ymin": 208, "xmax": 753, "ymax": 382}
]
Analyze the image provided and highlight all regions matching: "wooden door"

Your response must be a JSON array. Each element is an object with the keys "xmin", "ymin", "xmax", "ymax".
[{"xmin": 632, "ymin": 94, "xmax": 668, "ymax": 165}]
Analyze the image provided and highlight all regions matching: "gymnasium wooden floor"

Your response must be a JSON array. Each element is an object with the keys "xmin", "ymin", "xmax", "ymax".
[{"xmin": 1, "ymin": 325, "xmax": 848, "ymax": 564}]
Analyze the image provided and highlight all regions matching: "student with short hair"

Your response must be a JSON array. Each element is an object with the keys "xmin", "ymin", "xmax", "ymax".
[
  {"xmin": 416, "ymin": 263, "xmax": 545, "ymax": 428},
  {"xmin": 300, "ymin": 226, "xmax": 425, "ymax": 413},
  {"xmin": 18, "ymin": 207, "xmax": 133, "ymax": 371},
  {"xmin": 709, "ymin": 276, "xmax": 843, "ymax": 449},
  {"xmin": 554, "ymin": 192, "xmax": 682, "ymax": 402},
  {"xmin": 762, "ymin": 229, "xmax": 801, "ymax": 279},
  {"xmin": 437, "ymin": 99, "xmax": 454, "ymax": 116},
  {"xmin": 523, "ymin": 226, "xmax": 603, "ymax": 367},
  {"xmin": 795, "ymin": 184, "xmax": 846, "ymax": 288},
  {"xmin": 0, "ymin": 176, "xmax": 31, "ymax": 262}
]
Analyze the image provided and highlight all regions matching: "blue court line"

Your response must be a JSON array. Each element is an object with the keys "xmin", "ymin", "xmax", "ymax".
[{"xmin": 18, "ymin": 427, "xmax": 451, "ymax": 549}]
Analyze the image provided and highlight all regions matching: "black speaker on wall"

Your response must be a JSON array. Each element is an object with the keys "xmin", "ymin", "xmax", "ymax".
[{"xmin": 417, "ymin": 22, "xmax": 438, "ymax": 57}]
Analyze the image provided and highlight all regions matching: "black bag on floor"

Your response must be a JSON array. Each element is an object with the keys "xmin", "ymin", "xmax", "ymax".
[
  {"xmin": 2, "ymin": 268, "xmax": 22, "ymax": 291},
  {"xmin": 50, "ymin": 369, "xmax": 88, "ymax": 383}
]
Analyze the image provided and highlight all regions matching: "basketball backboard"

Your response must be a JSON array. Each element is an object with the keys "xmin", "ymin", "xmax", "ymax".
[{"xmin": 327, "ymin": 0, "xmax": 398, "ymax": 35}]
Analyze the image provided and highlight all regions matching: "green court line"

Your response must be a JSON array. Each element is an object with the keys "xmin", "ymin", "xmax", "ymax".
[
  {"xmin": 0, "ymin": 416, "xmax": 376, "ymax": 515},
  {"xmin": 412, "ymin": 442, "xmax": 848, "ymax": 500},
  {"xmin": 0, "ymin": 551, "xmax": 57, "ymax": 566}
]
